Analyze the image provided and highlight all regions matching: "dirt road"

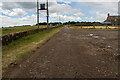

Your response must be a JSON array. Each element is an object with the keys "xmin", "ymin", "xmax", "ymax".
[{"xmin": 3, "ymin": 26, "xmax": 119, "ymax": 78}]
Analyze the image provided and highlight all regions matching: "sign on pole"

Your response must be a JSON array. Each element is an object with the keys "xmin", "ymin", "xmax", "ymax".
[{"xmin": 40, "ymin": 4, "xmax": 46, "ymax": 10}]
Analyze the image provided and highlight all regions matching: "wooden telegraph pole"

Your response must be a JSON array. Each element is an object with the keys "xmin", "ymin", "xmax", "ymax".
[
  {"xmin": 37, "ymin": 0, "xmax": 39, "ymax": 28},
  {"xmin": 59, "ymin": 16, "xmax": 61, "ymax": 25},
  {"xmin": 46, "ymin": 0, "xmax": 49, "ymax": 28}
]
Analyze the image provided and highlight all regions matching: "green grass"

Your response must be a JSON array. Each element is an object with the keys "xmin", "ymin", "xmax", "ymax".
[
  {"xmin": 2, "ymin": 25, "xmax": 46, "ymax": 36},
  {"xmin": 2, "ymin": 26, "xmax": 63, "ymax": 72}
]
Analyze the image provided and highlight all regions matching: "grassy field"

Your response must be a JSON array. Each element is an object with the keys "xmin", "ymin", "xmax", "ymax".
[
  {"xmin": 70, "ymin": 26, "xmax": 119, "ymax": 30},
  {"xmin": 2, "ymin": 25, "xmax": 47, "ymax": 36},
  {"xmin": 2, "ymin": 26, "xmax": 63, "ymax": 72}
]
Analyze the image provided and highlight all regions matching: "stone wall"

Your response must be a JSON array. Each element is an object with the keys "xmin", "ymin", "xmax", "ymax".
[{"xmin": 1, "ymin": 25, "xmax": 62, "ymax": 46}]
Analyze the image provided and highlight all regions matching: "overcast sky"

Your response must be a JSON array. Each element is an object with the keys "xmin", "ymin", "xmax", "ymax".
[{"xmin": 0, "ymin": 0, "xmax": 119, "ymax": 27}]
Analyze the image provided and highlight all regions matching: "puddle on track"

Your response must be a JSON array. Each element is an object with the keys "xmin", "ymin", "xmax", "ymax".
[
  {"xmin": 93, "ymin": 36, "xmax": 99, "ymax": 39},
  {"xmin": 80, "ymin": 33, "xmax": 107, "ymax": 40}
]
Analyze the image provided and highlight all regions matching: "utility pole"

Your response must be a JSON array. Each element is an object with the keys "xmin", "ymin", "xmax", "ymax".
[
  {"xmin": 46, "ymin": 0, "xmax": 49, "ymax": 28},
  {"xmin": 59, "ymin": 16, "xmax": 60, "ymax": 25},
  {"xmin": 37, "ymin": 0, "xmax": 49, "ymax": 28},
  {"xmin": 37, "ymin": 0, "xmax": 39, "ymax": 28}
]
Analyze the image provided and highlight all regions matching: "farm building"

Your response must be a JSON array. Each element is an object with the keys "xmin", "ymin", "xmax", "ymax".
[{"xmin": 103, "ymin": 13, "xmax": 120, "ymax": 25}]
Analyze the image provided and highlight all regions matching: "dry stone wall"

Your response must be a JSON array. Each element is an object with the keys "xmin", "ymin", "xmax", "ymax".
[{"xmin": 1, "ymin": 25, "xmax": 62, "ymax": 46}]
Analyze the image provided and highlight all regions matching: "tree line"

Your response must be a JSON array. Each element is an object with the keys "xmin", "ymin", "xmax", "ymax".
[
  {"xmin": 36, "ymin": 21, "xmax": 111, "ymax": 26},
  {"xmin": 63, "ymin": 21, "xmax": 111, "ymax": 26}
]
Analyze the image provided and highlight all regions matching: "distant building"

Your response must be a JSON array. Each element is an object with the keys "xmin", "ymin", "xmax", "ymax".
[{"xmin": 103, "ymin": 13, "xmax": 120, "ymax": 25}]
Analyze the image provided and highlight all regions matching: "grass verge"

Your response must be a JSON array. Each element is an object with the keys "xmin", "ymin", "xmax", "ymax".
[{"xmin": 2, "ymin": 26, "xmax": 63, "ymax": 72}]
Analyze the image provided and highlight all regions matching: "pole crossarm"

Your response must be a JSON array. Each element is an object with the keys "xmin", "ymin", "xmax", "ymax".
[{"xmin": 39, "ymin": 9, "xmax": 47, "ymax": 10}]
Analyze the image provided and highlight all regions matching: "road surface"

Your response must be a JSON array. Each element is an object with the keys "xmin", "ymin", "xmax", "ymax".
[{"xmin": 3, "ymin": 26, "xmax": 118, "ymax": 78}]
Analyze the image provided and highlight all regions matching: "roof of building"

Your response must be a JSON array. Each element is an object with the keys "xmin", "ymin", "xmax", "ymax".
[{"xmin": 109, "ymin": 16, "xmax": 120, "ymax": 20}]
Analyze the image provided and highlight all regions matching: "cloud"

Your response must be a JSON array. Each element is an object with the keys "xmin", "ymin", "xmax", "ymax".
[
  {"xmin": 50, "ymin": 13, "xmax": 82, "ymax": 22},
  {"xmin": 0, "ymin": 14, "xmax": 47, "ymax": 27},
  {"xmin": 1, "ymin": 14, "xmax": 35, "ymax": 27},
  {"xmin": 95, "ymin": 12, "xmax": 107, "ymax": 21},
  {"xmin": 0, "ymin": 2, "xmax": 3, "ymax": 7},
  {"xmin": 50, "ymin": 13, "xmax": 58, "ymax": 17},
  {"xmin": 64, "ymin": 1, "xmax": 72, "ymax": 4},
  {"xmin": 86, "ymin": 2, "xmax": 118, "ymax": 22},
  {"xmin": 118, "ymin": 1, "xmax": 120, "ymax": 15},
  {"xmin": 38, "ymin": 1, "xmax": 84, "ymax": 22},
  {"xmin": 2, "ymin": 2, "xmax": 36, "ymax": 12},
  {"xmin": 1, "ymin": 0, "xmax": 119, "ymax": 2},
  {"xmin": 49, "ymin": 2, "xmax": 84, "ymax": 17},
  {"xmin": 51, "ymin": 13, "xmax": 81, "ymax": 21},
  {"xmin": 1, "ymin": 8, "xmax": 27, "ymax": 16},
  {"xmin": 1, "ymin": 1, "xmax": 84, "ymax": 17},
  {"xmin": 0, "ymin": 1, "xmax": 119, "ymax": 27},
  {"xmin": 16, "ymin": 2, "xmax": 36, "ymax": 9},
  {"xmin": 74, "ymin": 0, "xmax": 119, "ymax": 2},
  {"xmin": 85, "ymin": 2, "xmax": 118, "ymax": 15},
  {"xmin": 10, "ymin": 8, "xmax": 27, "ymax": 16},
  {"xmin": 85, "ymin": 11, "xmax": 107, "ymax": 22}
]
